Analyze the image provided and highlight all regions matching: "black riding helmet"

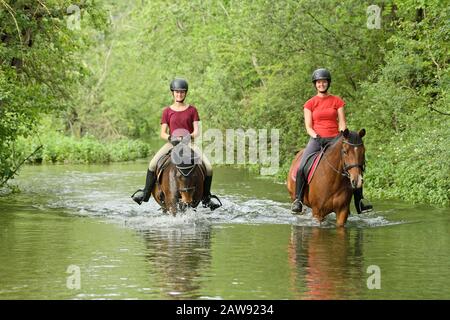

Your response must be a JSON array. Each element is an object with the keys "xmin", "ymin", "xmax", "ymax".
[
  {"xmin": 170, "ymin": 78, "xmax": 188, "ymax": 91},
  {"xmin": 311, "ymin": 68, "xmax": 331, "ymax": 84}
]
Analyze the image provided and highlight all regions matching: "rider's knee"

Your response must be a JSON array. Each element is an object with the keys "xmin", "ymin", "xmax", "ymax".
[
  {"xmin": 204, "ymin": 164, "xmax": 213, "ymax": 176},
  {"xmin": 148, "ymin": 158, "xmax": 158, "ymax": 171}
]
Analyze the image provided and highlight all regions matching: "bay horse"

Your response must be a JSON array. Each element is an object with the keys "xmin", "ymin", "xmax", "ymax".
[
  {"xmin": 287, "ymin": 129, "xmax": 367, "ymax": 227},
  {"xmin": 152, "ymin": 145, "xmax": 205, "ymax": 215}
]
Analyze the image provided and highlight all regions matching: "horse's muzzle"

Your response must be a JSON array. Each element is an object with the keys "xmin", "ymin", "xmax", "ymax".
[
  {"xmin": 350, "ymin": 175, "xmax": 363, "ymax": 189},
  {"xmin": 179, "ymin": 189, "xmax": 196, "ymax": 206}
]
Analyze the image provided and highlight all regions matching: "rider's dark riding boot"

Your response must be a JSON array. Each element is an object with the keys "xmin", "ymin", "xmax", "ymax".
[
  {"xmin": 202, "ymin": 175, "xmax": 222, "ymax": 211},
  {"xmin": 292, "ymin": 169, "xmax": 306, "ymax": 213},
  {"xmin": 354, "ymin": 187, "xmax": 373, "ymax": 214},
  {"xmin": 131, "ymin": 169, "xmax": 156, "ymax": 205}
]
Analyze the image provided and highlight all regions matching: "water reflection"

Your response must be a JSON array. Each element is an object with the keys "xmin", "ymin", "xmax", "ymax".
[
  {"xmin": 288, "ymin": 226, "xmax": 366, "ymax": 299},
  {"xmin": 139, "ymin": 225, "xmax": 212, "ymax": 299}
]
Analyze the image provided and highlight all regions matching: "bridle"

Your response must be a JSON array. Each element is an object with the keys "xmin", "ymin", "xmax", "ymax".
[
  {"xmin": 176, "ymin": 164, "xmax": 197, "ymax": 193},
  {"xmin": 342, "ymin": 140, "xmax": 366, "ymax": 175},
  {"xmin": 178, "ymin": 186, "xmax": 196, "ymax": 192},
  {"xmin": 176, "ymin": 163, "xmax": 196, "ymax": 177},
  {"xmin": 324, "ymin": 140, "xmax": 366, "ymax": 179}
]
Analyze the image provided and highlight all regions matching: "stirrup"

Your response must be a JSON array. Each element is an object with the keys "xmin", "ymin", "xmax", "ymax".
[
  {"xmin": 131, "ymin": 189, "xmax": 144, "ymax": 205},
  {"xmin": 202, "ymin": 194, "xmax": 222, "ymax": 211},
  {"xmin": 358, "ymin": 199, "xmax": 373, "ymax": 214},
  {"xmin": 291, "ymin": 198, "xmax": 304, "ymax": 214}
]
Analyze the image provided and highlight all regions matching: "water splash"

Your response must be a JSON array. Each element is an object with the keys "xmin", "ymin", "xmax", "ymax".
[{"xmin": 10, "ymin": 166, "xmax": 401, "ymax": 230}]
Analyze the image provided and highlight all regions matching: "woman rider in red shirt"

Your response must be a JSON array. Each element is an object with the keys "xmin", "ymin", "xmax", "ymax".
[
  {"xmin": 131, "ymin": 78, "xmax": 221, "ymax": 210},
  {"xmin": 291, "ymin": 68, "xmax": 373, "ymax": 214}
]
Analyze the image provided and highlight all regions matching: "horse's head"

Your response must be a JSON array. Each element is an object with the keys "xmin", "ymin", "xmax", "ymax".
[
  {"xmin": 175, "ymin": 169, "xmax": 198, "ymax": 205},
  {"xmin": 171, "ymin": 146, "xmax": 202, "ymax": 207},
  {"xmin": 341, "ymin": 129, "xmax": 366, "ymax": 189}
]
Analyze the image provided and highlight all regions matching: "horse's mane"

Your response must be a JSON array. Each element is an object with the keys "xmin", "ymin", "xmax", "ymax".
[
  {"xmin": 327, "ymin": 131, "xmax": 363, "ymax": 152},
  {"xmin": 346, "ymin": 131, "xmax": 363, "ymax": 145}
]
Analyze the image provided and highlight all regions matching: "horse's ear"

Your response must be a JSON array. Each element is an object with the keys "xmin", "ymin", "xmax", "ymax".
[
  {"xmin": 359, "ymin": 128, "xmax": 366, "ymax": 138},
  {"xmin": 343, "ymin": 128, "xmax": 350, "ymax": 139}
]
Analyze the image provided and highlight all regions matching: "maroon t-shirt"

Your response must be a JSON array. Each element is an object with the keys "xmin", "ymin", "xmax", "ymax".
[{"xmin": 160, "ymin": 105, "xmax": 200, "ymax": 135}]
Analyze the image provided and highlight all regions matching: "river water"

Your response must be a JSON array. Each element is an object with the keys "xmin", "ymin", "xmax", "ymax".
[{"xmin": 0, "ymin": 161, "xmax": 449, "ymax": 299}]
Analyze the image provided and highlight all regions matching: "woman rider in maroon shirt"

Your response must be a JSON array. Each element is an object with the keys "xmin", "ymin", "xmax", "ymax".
[
  {"xmin": 291, "ymin": 68, "xmax": 373, "ymax": 214},
  {"xmin": 131, "ymin": 78, "xmax": 221, "ymax": 210}
]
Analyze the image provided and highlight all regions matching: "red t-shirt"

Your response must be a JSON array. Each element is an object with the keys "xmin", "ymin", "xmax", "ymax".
[
  {"xmin": 161, "ymin": 105, "xmax": 200, "ymax": 135},
  {"xmin": 304, "ymin": 95, "xmax": 345, "ymax": 138}
]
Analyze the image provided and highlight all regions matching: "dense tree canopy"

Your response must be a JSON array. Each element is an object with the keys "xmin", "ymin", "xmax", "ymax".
[
  {"xmin": 1, "ymin": 0, "xmax": 449, "ymax": 205},
  {"xmin": 0, "ymin": 0, "xmax": 107, "ymax": 184}
]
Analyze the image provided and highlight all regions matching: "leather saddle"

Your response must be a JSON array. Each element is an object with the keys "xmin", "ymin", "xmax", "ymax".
[{"xmin": 291, "ymin": 148, "xmax": 326, "ymax": 184}]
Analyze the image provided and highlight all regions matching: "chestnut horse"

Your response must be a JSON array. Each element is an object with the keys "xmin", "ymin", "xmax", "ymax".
[
  {"xmin": 152, "ymin": 147, "xmax": 205, "ymax": 215},
  {"xmin": 287, "ymin": 129, "xmax": 367, "ymax": 227}
]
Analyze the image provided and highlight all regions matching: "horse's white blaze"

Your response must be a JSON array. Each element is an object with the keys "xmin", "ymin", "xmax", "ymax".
[{"xmin": 356, "ymin": 174, "xmax": 363, "ymax": 189}]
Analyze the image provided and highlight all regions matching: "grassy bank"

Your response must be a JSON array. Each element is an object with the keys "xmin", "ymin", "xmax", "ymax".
[
  {"xmin": 15, "ymin": 132, "xmax": 151, "ymax": 165},
  {"xmin": 273, "ymin": 125, "xmax": 450, "ymax": 207}
]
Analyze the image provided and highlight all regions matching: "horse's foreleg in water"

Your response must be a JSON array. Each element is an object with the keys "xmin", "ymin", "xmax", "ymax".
[
  {"xmin": 312, "ymin": 208, "xmax": 325, "ymax": 224},
  {"xmin": 335, "ymin": 207, "xmax": 350, "ymax": 227}
]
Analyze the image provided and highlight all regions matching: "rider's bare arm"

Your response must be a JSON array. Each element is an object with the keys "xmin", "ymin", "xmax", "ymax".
[
  {"xmin": 191, "ymin": 121, "xmax": 200, "ymax": 139},
  {"xmin": 337, "ymin": 107, "xmax": 347, "ymax": 132},
  {"xmin": 160, "ymin": 123, "xmax": 170, "ymax": 141},
  {"xmin": 304, "ymin": 109, "xmax": 318, "ymax": 138}
]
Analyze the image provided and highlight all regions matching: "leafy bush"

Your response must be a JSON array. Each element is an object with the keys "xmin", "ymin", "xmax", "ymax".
[{"xmin": 15, "ymin": 132, "xmax": 151, "ymax": 165}]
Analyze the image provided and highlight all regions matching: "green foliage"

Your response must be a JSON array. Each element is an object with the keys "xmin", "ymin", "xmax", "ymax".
[
  {"xmin": 350, "ymin": 0, "xmax": 450, "ymax": 206},
  {"xmin": 14, "ymin": 131, "xmax": 151, "ymax": 164},
  {"xmin": 364, "ymin": 120, "xmax": 450, "ymax": 206},
  {"xmin": 0, "ymin": 0, "xmax": 108, "ymax": 185},
  {"xmin": 1, "ymin": 0, "xmax": 449, "ymax": 206}
]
